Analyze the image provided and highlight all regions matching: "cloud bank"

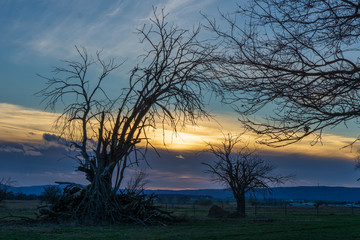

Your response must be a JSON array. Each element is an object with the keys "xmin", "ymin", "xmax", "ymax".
[{"xmin": 0, "ymin": 103, "xmax": 359, "ymax": 188}]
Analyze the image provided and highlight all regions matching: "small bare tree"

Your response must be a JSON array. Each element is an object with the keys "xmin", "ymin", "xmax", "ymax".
[
  {"xmin": 203, "ymin": 134, "xmax": 291, "ymax": 217},
  {"xmin": 37, "ymin": 9, "xmax": 216, "ymax": 224},
  {"xmin": 0, "ymin": 178, "xmax": 15, "ymax": 202},
  {"xmin": 39, "ymin": 185, "xmax": 62, "ymax": 204},
  {"xmin": 125, "ymin": 170, "xmax": 149, "ymax": 194}
]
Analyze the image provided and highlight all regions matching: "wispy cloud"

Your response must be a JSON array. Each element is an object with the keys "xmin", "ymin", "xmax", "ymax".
[
  {"xmin": 105, "ymin": 1, "xmax": 124, "ymax": 17},
  {"xmin": 163, "ymin": 0, "xmax": 193, "ymax": 12},
  {"xmin": 140, "ymin": 0, "xmax": 216, "ymax": 25},
  {"xmin": 8, "ymin": 0, "xmax": 217, "ymax": 64},
  {"xmin": 0, "ymin": 103, "xmax": 57, "ymax": 143},
  {"xmin": 22, "ymin": 145, "xmax": 42, "ymax": 156},
  {"xmin": 21, "ymin": 1, "xmax": 150, "ymax": 60},
  {"xmin": 0, "ymin": 145, "xmax": 23, "ymax": 153}
]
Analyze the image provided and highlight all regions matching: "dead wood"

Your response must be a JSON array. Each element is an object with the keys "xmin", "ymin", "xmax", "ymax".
[{"xmin": 37, "ymin": 183, "xmax": 174, "ymax": 225}]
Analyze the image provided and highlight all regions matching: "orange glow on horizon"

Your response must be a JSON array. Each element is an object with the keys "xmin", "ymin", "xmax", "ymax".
[
  {"xmin": 144, "ymin": 187, "xmax": 200, "ymax": 191},
  {"xmin": 0, "ymin": 103, "xmax": 358, "ymax": 161}
]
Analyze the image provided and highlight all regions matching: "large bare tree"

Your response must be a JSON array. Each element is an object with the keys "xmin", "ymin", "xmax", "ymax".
[
  {"xmin": 38, "ymin": 10, "xmax": 215, "ymax": 223},
  {"xmin": 203, "ymin": 134, "xmax": 291, "ymax": 217},
  {"xmin": 205, "ymin": 0, "xmax": 360, "ymax": 147}
]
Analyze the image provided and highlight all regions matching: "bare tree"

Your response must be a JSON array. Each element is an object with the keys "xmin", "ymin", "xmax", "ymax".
[
  {"xmin": 203, "ymin": 134, "xmax": 291, "ymax": 216},
  {"xmin": 205, "ymin": 0, "xmax": 360, "ymax": 147},
  {"xmin": 37, "ymin": 10, "xmax": 215, "ymax": 224},
  {"xmin": 125, "ymin": 170, "xmax": 149, "ymax": 194},
  {"xmin": 39, "ymin": 185, "xmax": 62, "ymax": 204},
  {"xmin": 0, "ymin": 178, "xmax": 15, "ymax": 202}
]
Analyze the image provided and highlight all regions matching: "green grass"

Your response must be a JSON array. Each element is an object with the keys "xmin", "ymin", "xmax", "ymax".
[
  {"xmin": 0, "ymin": 200, "xmax": 39, "ymax": 219},
  {"xmin": 1, "ymin": 200, "xmax": 360, "ymax": 240}
]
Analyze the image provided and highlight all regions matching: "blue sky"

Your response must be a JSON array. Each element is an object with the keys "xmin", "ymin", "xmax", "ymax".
[{"xmin": 1, "ymin": 0, "xmax": 360, "ymax": 189}]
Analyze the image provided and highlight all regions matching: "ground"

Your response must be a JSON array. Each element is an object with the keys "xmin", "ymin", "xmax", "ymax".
[{"xmin": 1, "ymin": 200, "xmax": 360, "ymax": 239}]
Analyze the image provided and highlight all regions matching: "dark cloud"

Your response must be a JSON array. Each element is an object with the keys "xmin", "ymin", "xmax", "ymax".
[
  {"xmin": 42, "ymin": 133, "xmax": 67, "ymax": 146},
  {"xmin": 0, "ymin": 142, "xmax": 41, "ymax": 156},
  {"xmin": 0, "ymin": 140, "xmax": 78, "ymax": 186},
  {"xmin": 261, "ymin": 152, "xmax": 359, "ymax": 187},
  {"xmin": 0, "ymin": 140, "xmax": 359, "ymax": 188},
  {"xmin": 134, "ymin": 148, "xmax": 360, "ymax": 189}
]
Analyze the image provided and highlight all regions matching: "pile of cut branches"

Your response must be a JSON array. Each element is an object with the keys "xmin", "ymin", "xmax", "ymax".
[{"xmin": 37, "ymin": 183, "xmax": 173, "ymax": 225}]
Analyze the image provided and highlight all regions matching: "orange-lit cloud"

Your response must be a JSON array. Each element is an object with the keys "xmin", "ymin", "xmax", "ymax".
[
  {"xmin": 147, "ymin": 115, "xmax": 359, "ymax": 161},
  {"xmin": 0, "ymin": 103, "xmax": 357, "ymax": 161},
  {"xmin": 263, "ymin": 134, "xmax": 358, "ymax": 161},
  {"xmin": 0, "ymin": 103, "xmax": 57, "ymax": 143}
]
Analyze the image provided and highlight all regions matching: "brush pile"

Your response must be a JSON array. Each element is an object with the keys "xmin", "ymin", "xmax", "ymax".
[{"xmin": 37, "ymin": 183, "xmax": 173, "ymax": 225}]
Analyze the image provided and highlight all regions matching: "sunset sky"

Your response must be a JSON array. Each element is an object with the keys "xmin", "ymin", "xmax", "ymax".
[{"xmin": 1, "ymin": 0, "xmax": 360, "ymax": 189}]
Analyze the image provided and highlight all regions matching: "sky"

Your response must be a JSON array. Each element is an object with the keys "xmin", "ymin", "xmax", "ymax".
[{"xmin": 1, "ymin": 0, "xmax": 360, "ymax": 189}]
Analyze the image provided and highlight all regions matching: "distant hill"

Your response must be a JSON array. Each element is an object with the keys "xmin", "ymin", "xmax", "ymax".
[
  {"xmin": 146, "ymin": 187, "xmax": 360, "ymax": 202},
  {"xmin": 145, "ymin": 189, "xmax": 234, "ymax": 199},
  {"xmin": 7, "ymin": 185, "xmax": 360, "ymax": 202},
  {"xmin": 8, "ymin": 185, "xmax": 58, "ymax": 195},
  {"xmin": 267, "ymin": 186, "xmax": 360, "ymax": 202}
]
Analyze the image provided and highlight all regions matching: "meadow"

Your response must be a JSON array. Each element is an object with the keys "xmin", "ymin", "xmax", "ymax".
[{"xmin": 1, "ymin": 200, "xmax": 360, "ymax": 239}]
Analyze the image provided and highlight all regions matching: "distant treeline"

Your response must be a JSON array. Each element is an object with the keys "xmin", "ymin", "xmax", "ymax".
[
  {"xmin": 2, "ymin": 191, "xmax": 360, "ymax": 207},
  {"xmin": 4, "ymin": 191, "xmax": 39, "ymax": 200},
  {"xmin": 155, "ymin": 194, "xmax": 213, "ymax": 205},
  {"xmin": 3, "ymin": 191, "xmax": 215, "ymax": 203}
]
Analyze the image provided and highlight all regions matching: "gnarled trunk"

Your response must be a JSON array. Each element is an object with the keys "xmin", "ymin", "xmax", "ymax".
[{"xmin": 74, "ymin": 167, "xmax": 118, "ymax": 223}]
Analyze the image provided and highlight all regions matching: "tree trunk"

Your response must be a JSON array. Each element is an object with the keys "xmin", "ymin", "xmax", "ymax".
[
  {"xmin": 74, "ymin": 166, "xmax": 118, "ymax": 223},
  {"xmin": 92, "ymin": 168, "xmax": 113, "ymax": 197},
  {"xmin": 236, "ymin": 191, "xmax": 246, "ymax": 217}
]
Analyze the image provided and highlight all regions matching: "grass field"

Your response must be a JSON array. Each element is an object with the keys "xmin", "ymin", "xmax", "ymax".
[{"xmin": 1, "ymin": 200, "xmax": 360, "ymax": 240}]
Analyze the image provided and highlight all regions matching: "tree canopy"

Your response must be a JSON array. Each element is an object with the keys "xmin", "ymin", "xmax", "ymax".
[{"xmin": 206, "ymin": 0, "xmax": 360, "ymax": 147}]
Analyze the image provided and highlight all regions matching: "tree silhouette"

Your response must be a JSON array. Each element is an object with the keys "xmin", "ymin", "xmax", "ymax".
[
  {"xmin": 205, "ymin": 0, "xmax": 360, "ymax": 147},
  {"xmin": 39, "ymin": 185, "xmax": 62, "ymax": 204},
  {"xmin": 203, "ymin": 134, "xmax": 291, "ymax": 217},
  {"xmin": 0, "ymin": 177, "xmax": 15, "ymax": 202},
  {"xmin": 38, "ymin": 9, "xmax": 216, "ymax": 224}
]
